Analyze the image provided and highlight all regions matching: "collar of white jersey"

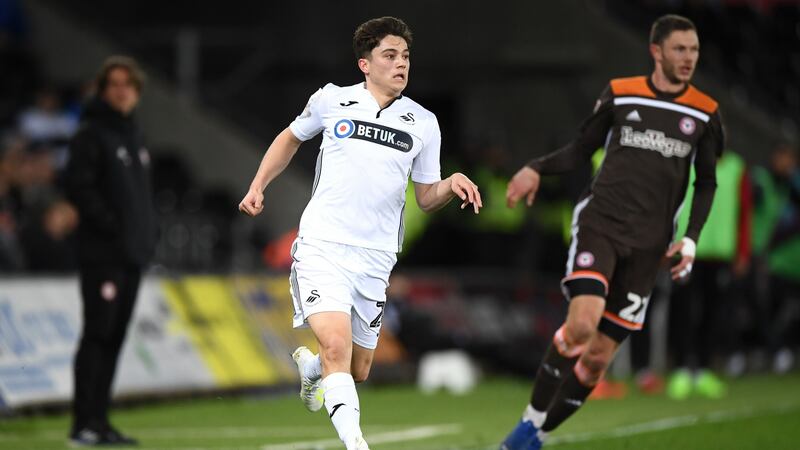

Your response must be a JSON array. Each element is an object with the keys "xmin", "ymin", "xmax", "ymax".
[
  {"xmin": 356, "ymin": 82, "xmax": 404, "ymax": 118},
  {"xmin": 359, "ymin": 81, "xmax": 403, "ymax": 101}
]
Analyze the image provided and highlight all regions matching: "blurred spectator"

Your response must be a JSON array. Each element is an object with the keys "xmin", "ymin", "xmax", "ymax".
[
  {"xmin": 18, "ymin": 87, "xmax": 78, "ymax": 143},
  {"xmin": 64, "ymin": 55, "xmax": 156, "ymax": 447},
  {"xmin": 17, "ymin": 86, "xmax": 79, "ymax": 168},
  {"xmin": 751, "ymin": 142, "xmax": 800, "ymax": 374},
  {"xmin": 0, "ymin": 133, "xmax": 24, "ymax": 269},
  {"xmin": 3, "ymin": 136, "xmax": 78, "ymax": 271},
  {"xmin": 18, "ymin": 194, "xmax": 78, "ymax": 272},
  {"xmin": 668, "ymin": 149, "xmax": 752, "ymax": 399},
  {"xmin": 12, "ymin": 141, "xmax": 58, "ymax": 198}
]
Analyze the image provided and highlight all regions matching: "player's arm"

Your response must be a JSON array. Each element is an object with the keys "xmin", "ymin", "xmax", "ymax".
[
  {"xmin": 410, "ymin": 114, "xmax": 481, "ymax": 213},
  {"xmin": 414, "ymin": 173, "xmax": 482, "ymax": 214},
  {"xmin": 507, "ymin": 87, "xmax": 614, "ymax": 208},
  {"xmin": 667, "ymin": 109, "xmax": 725, "ymax": 279},
  {"xmin": 240, "ymin": 85, "xmax": 328, "ymax": 217},
  {"xmin": 238, "ymin": 128, "xmax": 302, "ymax": 217}
]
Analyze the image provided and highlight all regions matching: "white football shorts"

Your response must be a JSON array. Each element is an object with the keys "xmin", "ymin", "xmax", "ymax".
[{"xmin": 289, "ymin": 236, "xmax": 396, "ymax": 350}]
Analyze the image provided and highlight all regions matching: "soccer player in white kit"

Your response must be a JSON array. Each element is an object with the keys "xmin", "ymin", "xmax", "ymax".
[{"xmin": 238, "ymin": 17, "xmax": 482, "ymax": 450}]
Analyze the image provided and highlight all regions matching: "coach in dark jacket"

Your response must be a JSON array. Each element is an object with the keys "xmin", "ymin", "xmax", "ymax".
[{"xmin": 65, "ymin": 56, "xmax": 157, "ymax": 447}]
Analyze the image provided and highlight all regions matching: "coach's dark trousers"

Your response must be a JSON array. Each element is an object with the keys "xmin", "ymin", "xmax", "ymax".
[{"xmin": 72, "ymin": 265, "xmax": 141, "ymax": 431}]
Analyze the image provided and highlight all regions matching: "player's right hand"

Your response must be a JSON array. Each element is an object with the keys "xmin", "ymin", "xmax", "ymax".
[
  {"xmin": 238, "ymin": 189, "xmax": 264, "ymax": 217},
  {"xmin": 506, "ymin": 166, "xmax": 541, "ymax": 208},
  {"xmin": 666, "ymin": 237, "xmax": 696, "ymax": 281}
]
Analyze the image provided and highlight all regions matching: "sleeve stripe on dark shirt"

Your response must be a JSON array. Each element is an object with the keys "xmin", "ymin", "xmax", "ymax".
[{"xmin": 613, "ymin": 97, "xmax": 710, "ymax": 122}]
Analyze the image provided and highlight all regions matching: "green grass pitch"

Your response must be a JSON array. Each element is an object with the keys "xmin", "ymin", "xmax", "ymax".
[{"xmin": 1, "ymin": 374, "xmax": 799, "ymax": 449}]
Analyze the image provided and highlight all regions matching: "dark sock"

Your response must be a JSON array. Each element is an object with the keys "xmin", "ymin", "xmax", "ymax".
[
  {"xmin": 541, "ymin": 369, "xmax": 594, "ymax": 432},
  {"xmin": 530, "ymin": 342, "xmax": 579, "ymax": 412}
]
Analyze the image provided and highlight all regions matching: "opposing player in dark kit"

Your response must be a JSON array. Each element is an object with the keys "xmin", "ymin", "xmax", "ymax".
[{"xmin": 501, "ymin": 14, "xmax": 724, "ymax": 449}]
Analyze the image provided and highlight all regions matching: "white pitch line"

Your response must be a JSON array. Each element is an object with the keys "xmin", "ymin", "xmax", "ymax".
[
  {"xmin": 545, "ymin": 401, "xmax": 800, "ymax": 446},
  {"xmin": 260, "ymin": 424, "xmax": 462, "ymax": 450},
  {"xmin": 0, "ymin": 424, "xmax": 461, "ymax": 450},
  {"xmin": 0, "ymin": 425, "xmax": 402, "ymax": 441},
  {"xmin": 7, "ymin": 402, "xmax": 799, "ymax": 450}
]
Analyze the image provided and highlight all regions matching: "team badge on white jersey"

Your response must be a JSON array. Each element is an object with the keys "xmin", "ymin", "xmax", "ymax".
[{"xmin": 334, "ymin": 119, "xmax": 355, "ymax": 138}]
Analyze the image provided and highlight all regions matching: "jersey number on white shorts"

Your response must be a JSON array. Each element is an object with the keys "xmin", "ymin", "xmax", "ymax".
[{"xmin": 370, "ymin": 301, "xmax": 386, "ymax": 328}]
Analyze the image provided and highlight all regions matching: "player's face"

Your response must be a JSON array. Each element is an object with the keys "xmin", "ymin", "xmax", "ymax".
[
  {"xmin": 656, "ymin": 30, "xmax": 699, "ymax": 84},
  {"xmin": 361, "ymin": 35, "xmax": 410, "ymax": 97},
  {"xmin": 102, "ymin": 67, "xmax": 140, "ymax": 115}
]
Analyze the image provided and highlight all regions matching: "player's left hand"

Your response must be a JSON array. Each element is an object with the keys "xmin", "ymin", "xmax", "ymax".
[
  {"xmin": 449, "ymin": 173, "xmax": 482, "ymax": 214},
  {"xmin": 666, "ymin": 237, "xmax": 696, "ymax": 281}
]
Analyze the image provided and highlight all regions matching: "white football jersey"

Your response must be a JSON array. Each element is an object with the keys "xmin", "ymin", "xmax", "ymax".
[{"xmin": 289, "ymin": 83, "xmax": 442, "ymax": 253}]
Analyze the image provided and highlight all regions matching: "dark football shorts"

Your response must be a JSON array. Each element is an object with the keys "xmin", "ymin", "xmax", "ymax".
[{"xmin": 560, "ymin": 225, "xmax": 664, "ymax": 342}]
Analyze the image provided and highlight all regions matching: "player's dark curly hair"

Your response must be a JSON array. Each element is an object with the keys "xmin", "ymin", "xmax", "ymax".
[
  {"xmin": 353, "ymin": 16, "xmax": 413, "ymax": 60},
  {"xmin": 650, "ymin": 14, "xmax": 696, "ymax": 45}
]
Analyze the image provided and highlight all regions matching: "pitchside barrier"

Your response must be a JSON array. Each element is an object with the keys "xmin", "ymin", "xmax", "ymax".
[
  {"xmin": 0, "ymin": 270, "xmax": 566, "ymax": 411},
  {"xmin": 0, "ymin": 275, "xmax": 317, "ymax": 411}
]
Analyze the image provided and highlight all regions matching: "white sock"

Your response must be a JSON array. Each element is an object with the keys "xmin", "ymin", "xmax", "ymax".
[
  {"xmin": 304, "ymin": 354, "xmax": 322, "ymax": 381},
  {"xmin": 322, "ymin": 372, "xmax": 362, "ymax": 445},
  {"xmin": 523, "ymin": 404, "xmax": 547, "ymax": 429}
]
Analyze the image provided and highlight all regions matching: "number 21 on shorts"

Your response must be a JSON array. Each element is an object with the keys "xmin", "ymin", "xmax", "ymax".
[{"xmin": 619, "ymin": 292, "xmax": 651, "ymax": 324}]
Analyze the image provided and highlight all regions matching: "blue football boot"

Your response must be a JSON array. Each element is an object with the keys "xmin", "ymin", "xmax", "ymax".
[{"xmin": 500, "ymin": 405, "xmax": 547, "ymax": 449}]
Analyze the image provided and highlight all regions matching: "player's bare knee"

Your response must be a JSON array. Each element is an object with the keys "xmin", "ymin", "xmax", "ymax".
[
  {"xmin": 351, "ymin": 345, "xmax": 374, "ymax": 382},
  {"xmin": 584, "ymin": 353, "xmax": 609, "ymax": 375},
  {"xmin": 575, "ymin": 353, "xmax": 609, "ymax": 386},
  {"xmin": 318, "ymin": 336, "xmax": 350, "ymax": 366},
  {"xmin": 352, "ymin": 366, "xmax": 370, "ymax": 383},
  {"xmin": 565, "ymin": 317, "xmax": 595, "ymax": 346},
  {"xmin": 565, "ymin": 295, "xmax": 604, "ymax": 345},
  {"xmin": 581, "ymin": 346, "xmax": 611, "ymax": 380}
]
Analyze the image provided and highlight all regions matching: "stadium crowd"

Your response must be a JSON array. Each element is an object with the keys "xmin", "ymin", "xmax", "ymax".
[{"xmin": 0, "ymin": 3, "xmax": 79, "ymax": 273}]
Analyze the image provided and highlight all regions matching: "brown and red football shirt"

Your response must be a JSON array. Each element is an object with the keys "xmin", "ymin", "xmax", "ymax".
[{"xmin": 529, "ymin": 76, "xmax": 724, "ymax": 249}]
